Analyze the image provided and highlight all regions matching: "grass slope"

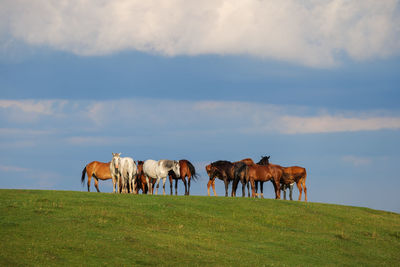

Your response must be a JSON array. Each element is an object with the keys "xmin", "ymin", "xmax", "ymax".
[{"xmin": 1, "ymin": 189, "xmax": 399, "ymax": 266}]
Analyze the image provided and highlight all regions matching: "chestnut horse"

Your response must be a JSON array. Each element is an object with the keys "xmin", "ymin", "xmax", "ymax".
[
  {"xmin": 258, "ymin": 156, "xmax": 307, "ymax": 201},
  {"xmin": 136, "ymin": 161, "xmax": 156, "ymax": 194},
  {"xmin": 205, "ymin": 160, "xmax": 235, "ymax": 197},
  {"xmin": 168, "ymin": 159, "xmax": 199, "ymax": 195},
  {"xmin": 243, "ymin": 157, "xmax": 282, "ymax": 199},
  {"xmin": 81, "ymin": 161, "xmax": 112, "ymax": 192}
]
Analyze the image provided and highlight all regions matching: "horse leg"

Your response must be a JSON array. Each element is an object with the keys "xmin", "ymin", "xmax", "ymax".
[
  {"xmin": 155, "ymin": 178, "xmax": 161, "ymax": 195},
  {"xmin": 94, "ymin": 178, "xmax": 100, "ymax": 193},
  {"xmin": 87, "ymin": 173, "xmax": 92, "ymax": 192},
  {"xmin": 175, "ymin": 179, "xmax": 178, "ymax": 195},
  {"xmin": 187, "ymin": 177, "xmax": 191, "ymax": 196},
  {"xmin": 182, "ymin": 177, "xmax": 187, "ymax": 196},
  {"xmin": 283, "ymin": 186, "xmax": 287, "ymax": 200},
  {"xmin": 212, "ymin": 180, "xmax": 217, "ymax": 196},
  {"xmin": 255, "ymin": 181, "xmax": 259, "ymax": 197},
  {"xmin": 232, "ymin": 178, "xmax": 239, "ymax": 197},
  {"xmin": 297, "ymin": 181, "xmax": 303, "ymax": 201},
  {"xmin": 250, "ymin": 179, "xmax": 256, "ymax": 198},
  {"xmin": 303, "ymin": 179, "xmax": 307, "ymax": 202},
  {"xmin": 241, "ymin": 181, "xmax": 245, "ymax": 197},
  {"xmin": 133, "ymin": 175, "xmax": 137, "ymax": 194},
  {"xmin": 117, "ymin": 175, "xmax": 122, "ymax": 193},
  {"xmin": 274, "ymin": 181, "xmax": 281, "ymax": 199},
  {"xmin": 260, "ymin": 182, "xmax": 264, "ymax": 199},
  {"xmin": 146, "ymin": 176, "xmax": 152, "ymax": 195},
  {"xmin": 289, "ymin": 184, "xmax": 294, "ymax": 201},
  {"xmin": 162, "ymin": 177, "xmax": 167, "ymax": 195},
  {"xmin": 224, "ymin": 178, "xmax": 229, "ymax": 197},
  {"xmin": 169, "ymin": 175, "xmax": 173, "ymax": 195}
]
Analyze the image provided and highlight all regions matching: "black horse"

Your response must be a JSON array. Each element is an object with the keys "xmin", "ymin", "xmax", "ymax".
[{"xmin": 205, "ymin": 160, "xmax": 236, "ymax": 197}]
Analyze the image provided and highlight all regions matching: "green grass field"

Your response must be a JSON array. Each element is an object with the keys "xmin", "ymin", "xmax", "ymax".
[{"xmin": 1, "ymin": 189, "xmax": 399, "ymax": 266}]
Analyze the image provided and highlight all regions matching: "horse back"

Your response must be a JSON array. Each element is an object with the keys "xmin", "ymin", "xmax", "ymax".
[
  {"xmin": 121, "ymin": 157, "xmax": 137, "ymax": 174},
  {"xmin": 143, "ymin": 159, "xmax": 158, "ymax": 178},
  {"xmin": 87, "ymin": 161, "xmax": 111, "ymax": 179},
  {"xmin": 247, "ymin": 164, "xmax": 270, "ymax": 181},
  {"xmin": 239, "ymin": 158, "xmax": 254, "ymax": 165},
  {"xmin": 283, "ymin": 166, "xmax": 306, "ymax": 182}
]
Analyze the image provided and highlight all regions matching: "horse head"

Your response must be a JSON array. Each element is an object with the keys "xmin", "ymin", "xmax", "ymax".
[
  {"xmin": 205, "ymin": 164, "xmax": 212, "ymax": 175},
  {"xmin": 258, "ymin": 155, "xmax": 270, "ymax": 165},
  {"xmin": 111, "ymin": 152, "xmax": 121, "ymax": 170},
  {"xmin": 136, "ymin": 160, "xmax": 144, "ymax": 175},
  {"xmin": 172, "ymin": 160, "xmax": 180, "ymax": 177}
]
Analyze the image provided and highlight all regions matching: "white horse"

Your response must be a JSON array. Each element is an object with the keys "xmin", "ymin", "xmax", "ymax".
[
  {"xmin": 143, "ymin": 159, "xmax": 180, "ymax": 195},
  {"xmin": 110, "ymin": 153, "xmax": 121, "ymax": 193},
  {"xmin": 111, "ymin": 153, "xmax": 138, "ymax": 193},
  {"xmin": 120, "ymin": 157, "xmax": 137, "ymax": 193}
]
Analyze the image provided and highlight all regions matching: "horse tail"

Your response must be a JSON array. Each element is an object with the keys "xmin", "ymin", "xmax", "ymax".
[
  {"xmin": 81, "ymin": 166, "xmax": 87, "ymax": 185},
  {"xmin": 186, "ymin": 160, "xmax": 199, "ymax": 181}
]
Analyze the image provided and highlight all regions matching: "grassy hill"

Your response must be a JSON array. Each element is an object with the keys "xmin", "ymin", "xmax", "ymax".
[{"xmin": 1, "ymin": 189, "xmax": 399, "ymax": 266}]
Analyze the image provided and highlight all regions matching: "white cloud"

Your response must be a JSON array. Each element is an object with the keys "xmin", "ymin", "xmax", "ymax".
[
  {"xmin": 278, "ymin": 115, "xmax": 400, "ymax": 134},
  {"xmin": 0, "ymin": 100, "xmax": 55, "ymax": 115},
  {"xmin": 0, "ymin": 99, "xmax": 67, "ymax": 123},
  {"xmin": 0, "ymin": 164, "xmax": 30, "ymax": 172},
  {"xmin": 342, "ymin": 155, "xmax": 372, "ymax": 166},
  {"xmin": 1, "ymin": 99, "xmax": 400, "ymax": 139},
  {"xmin": 1, "ymin": 0, "xmax": 399, "ymax": 67}
]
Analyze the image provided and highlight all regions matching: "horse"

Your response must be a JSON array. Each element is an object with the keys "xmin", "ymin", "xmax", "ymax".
[
  {"xmin": 205, "ymin": 160, "xmax": 236, "ymax": 197},
  {"xmin": 81, "ymin": 161, "xmax": 112, "ymax": 192},
  {"xmin": 143, "ymin": 159, "xmax": 180, "ymax": 195},
  {"xmin": 136, "ymin": 161, "xmax": 156, "ymax": 194},
  {"xmin": 110, "ymin": 153, "xmax": 138, "ymax": 194},
  {"xmin": 281, "ymin": 182, "xmax": 295, "ymax": 200},
  {"xmin": 258, "ymin": 156, "xmax": 307, "ymax": 201},
  {"xmin": 232, "ymin": 158, "xmax": 255, "ymax": 197},
  {"xmin": 110, "ymin": 153, "xmax": 121, "ymax": 193},
  {"xmin": 168, "ymin": 159, "xmax": 199, "ymax": 195},
  {"xmin": 241, "ymin": 156, "xmax": 282, "ymax": 199},
  {"xmin": 119, "ymin": 156, "xmax": 137, "ymax": 194}
]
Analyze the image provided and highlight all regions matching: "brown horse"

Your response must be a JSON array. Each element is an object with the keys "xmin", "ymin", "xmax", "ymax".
[
  {"xmin": 136, "ymin": 161, "xmax": 156, "ymax": 194},
  {"xmin": 168, "ymin": 159, "xmax": 199, "ymax": 195},
  {"xmin": 205, "ymin": 160, "xmax": 236, "ymax": 197},
  {"xmin": 232, "ymin": 158, "xmax": 255, "ymax": 197},
  {"xmin": 247, "ymin": 164, "xmax": 282, "ymax": 199},
  {"xmin": 281, "ymin": 166, "xmax": 307, "ymax": 201},
  {"xmin": 258, "ymin": 156, "xmax": 307, "ymax": 201},
  {"xmin": 81, "ymin": 161, "xmax": 112, "ymax": 192},
  {"xmin": 243, "ymin": 156, "xmax": 282, "ymax": 199}
]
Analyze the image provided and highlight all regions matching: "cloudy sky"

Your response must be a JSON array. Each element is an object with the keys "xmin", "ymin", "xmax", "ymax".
[{"xmin": 1, "ymin": 0, "xmax": 400, "ymax": 212}]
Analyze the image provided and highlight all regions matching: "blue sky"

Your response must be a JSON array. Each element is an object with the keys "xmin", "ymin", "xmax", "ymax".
[{"xmin": 1, "ymin": 1, "xmax": 400, "ymax": 213}]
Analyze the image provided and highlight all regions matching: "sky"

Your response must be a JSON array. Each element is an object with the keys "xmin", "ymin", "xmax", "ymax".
[{"xmin": 1, "ymin": 0, "xmax": 400, "ymax": 213}]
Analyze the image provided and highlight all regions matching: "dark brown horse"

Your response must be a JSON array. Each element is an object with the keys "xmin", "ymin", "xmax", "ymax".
[
  {"xmin": 205, "ymin": 160, "xmax": 236, "ymax": 197},
  {"xmin": 258, "ymin": 156, "xmax": 307, "ymax": 201},
  {"xmin": 168, "ymin": 159, "xmax": 199, "ymax": 195},
  {"xmin": 81, "ymin": 161, "xmax": 112, "ymax": 192},
  {"xmin": 136, "ymin": 161, "xmax": 156, "ymax": 194},
  {"xmin": 232, "ymin": 158, "xmax": 255, "ymax": 197}
]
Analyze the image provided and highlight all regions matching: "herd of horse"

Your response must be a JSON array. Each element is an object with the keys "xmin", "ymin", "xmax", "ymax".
[{"xmin": 81, "ymin": 154, "xmax": 307, "ymax": 201}]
